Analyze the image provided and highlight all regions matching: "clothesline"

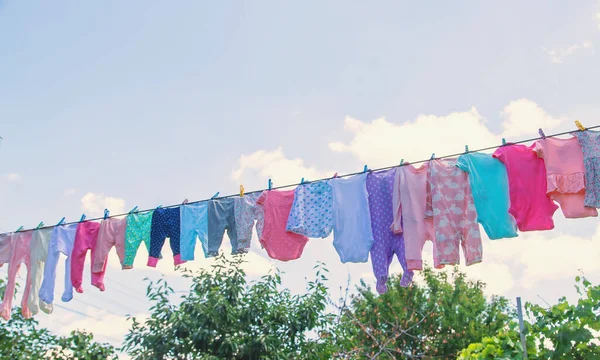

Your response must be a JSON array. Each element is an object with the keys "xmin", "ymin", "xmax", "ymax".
[{"xmin": 3, "ymin": 123, "xmax": 599, "ymax": 236}]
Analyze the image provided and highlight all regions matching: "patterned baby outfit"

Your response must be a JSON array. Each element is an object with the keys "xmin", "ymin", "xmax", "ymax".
[
  {"xmin": 425, "ymin": 159, "xmax": 482, "ymax": 267},
  {"xmin": 234, "ymin": 192, "xmax": 264, "ymax": 251},
  {"xmin": 286, "ymin": 181, "xmax": 333, "ymax": 238},
  {"xmin": 574, "ymin": 130, "xmax": 600, "ymax": 207}
]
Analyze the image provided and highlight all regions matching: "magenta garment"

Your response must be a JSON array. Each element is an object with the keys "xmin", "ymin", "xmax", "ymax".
[
  {"xmin": 367, "ymin": 169, "xmax": 413, "ymax": 294},
  {"xmin": 71, "ymin": 221, "xmax": 105, "ymax": 293}
]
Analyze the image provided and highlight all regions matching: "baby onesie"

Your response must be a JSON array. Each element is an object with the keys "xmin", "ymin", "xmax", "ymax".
[
  {"xmin": 234, "ymin": 192, "xmax": 264, "ymax": 252},
  {"xmin": 534, "ymin": 137, "xmax": 597, "ymax": 218},
  {"xmin": 256, "ymin": 190, "xmax": 309, "ymax": 261},
  {"xmin": 286, "ymin": 181, "xmax": 333, "ymax": 238},
  {"xmin": 123, "ymin": 211, "xmax": 154, "ymax": 269},
  {"xmin": 367, "ymin": 169, "xmax": 413, "ymax": 294},
  {"xmin": 148, "ymin": 207, "xmax": 186, "ymax": 267},
  {"xmin": 493, "ymin": 144, "xmax": 559, "ymax": 231},
  {"xmin": 207, "ymin": 198, "xmax": 241, "ymax": 256},
  {"xmin": 330, "ymin": 173, "xmax": 373, "ymax": 263},
  {"xmin": 39, "ymin": 223, "xmax": 78, "ymax": 304},
  {"xmin": 392, "ymin": 164, "xmax": 438, "ymax": 270},
  {"xmin": 180, "ymin": 202, "xmax": 209, "ymax": 261},
  {"xmin": 574, "ymin": 130, "xmax": 600, "ymax": 207},
  {"xmin": 71, "ymin": 221, "xmax": 103, "ymax": 293},
  {"xmin": 28, "ymin": 228, "xmax": 54, "ymax": 315},
  {"xmin": 93, "ymin": 217, "xmax": 127, "ymax": 281},
  {"xmin": 0, "ymin": 231, "xmax": 33, "ymax": 320},
  {"xmin": 457, "ymin": 153, "xmax": 518, "ymax": 240},
  {"xmin": 425, "ymin": 159, "xmax": 482, "ymax": 267}
]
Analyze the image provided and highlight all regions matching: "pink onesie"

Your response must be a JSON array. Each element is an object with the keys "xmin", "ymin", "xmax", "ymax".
[
  {"xmin": 533, "ymin": 137, "xmax": 598, "ymax": 219},
  {"xmin": 71, "ymin": 221, "xmax": 105, "ymax": 293},
  {"xmin": 425, "ymin": 159, "xmax": 482, "ymax": 267},
  {"xmin": 0, "ymin": 231, "xmax": 34, "ymax": 320},
  {"xmin": 392, "ymin": 163, "xmax": 438, "ymax": 270},
  {"xmin": 256, "ymin": 190, "xmax": 309, "ymax": 261},
  {"xmin": 493, "ymin": 144, "xmax": 559, "ymax": 231}
]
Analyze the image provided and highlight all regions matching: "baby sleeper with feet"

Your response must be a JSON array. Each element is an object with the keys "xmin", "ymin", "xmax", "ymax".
[
  {"xmin": 70, "ymin": 221, "xmax": 103, "ymax": 293},
  {"xmin": 39, "ymin": 224, "xmax": 78, "ymax": 304}
]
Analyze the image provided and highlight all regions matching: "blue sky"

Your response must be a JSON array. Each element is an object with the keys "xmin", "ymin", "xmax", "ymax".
[{"xmin": 2, "ymin": 0, "xmax": 600, "ymax": 352}]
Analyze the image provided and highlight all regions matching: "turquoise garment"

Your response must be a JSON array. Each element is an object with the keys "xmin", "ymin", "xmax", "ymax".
[{"xmin": 457, "ymin": 153, "xmax": 518, "ymax": 240}]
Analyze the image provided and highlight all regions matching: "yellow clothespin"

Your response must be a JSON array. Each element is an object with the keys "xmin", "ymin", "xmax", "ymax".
[
  {"xmin": 575, "ymin": 120, "xmax": 586, "ymax": 131},
  {"xmin": 240, "ymin": 185, "xmax": 245, "ymax": 197}
]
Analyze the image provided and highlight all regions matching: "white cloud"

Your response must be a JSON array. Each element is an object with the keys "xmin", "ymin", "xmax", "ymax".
[
  {"xmin": 3, "ymin": 173, "xmax": 21, "ymax": 181},
  {"xmin": 500, "ymin": 99, "xmax": 565, "ymax": 138},
  {"xmin": 542, "ymin": 41, "xmax": 594, "ymax": 64},
  {"xmin": 64, "ymin": 188, "xmax": 78, "ymax": 196},
  {"xmin": 81, "ymin": 193, "xmax": 126, "ymax": 217}
]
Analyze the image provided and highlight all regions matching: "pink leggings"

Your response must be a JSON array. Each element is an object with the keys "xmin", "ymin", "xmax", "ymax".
[
  {"xmin": 0, "ymin": 231, "xmax": 33, "ymax": 320},
  {"xmin": 71, "ymin": 222, "xmax": 105, "ymax": 293}
]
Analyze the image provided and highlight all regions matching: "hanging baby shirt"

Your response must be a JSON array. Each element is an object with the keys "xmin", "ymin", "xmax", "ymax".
[
  {"xmin": 534, "ymin": 137, "xmax": 597, "ymax": 218},
  {"xmin": 39, "ymin": 223, "xmax": 78, "ymax": 304},
  {"xmin": 71, "ymin": 221, "xmax": 103, "ymax": 293},
  {"xmin": 573, "ymin": 130, "xmax": 600, "ymax": 208},
  {"xmin": 456, "ymin": 153, "xmax": 518, "ymax": 240},
  {"xmin": 123, "ymin": 211, "xmax": 154, "ymax": 269},
  {"xmin": 493, "ymin": 144, "xmax": 559, "ymax": 231},
  {"xmin": 256, "ymin": 190, "xmax": 309, "ymax": 261},
  {"xmin": 0, "ymin": 233, "xmax": 11, "ymax": 265},
  {"xmin": 0, "ymin": 231, "xmax": 34, "ymax": 320},
  {"xmin": 28, "ymin": 228, "xmax": 54, "ymax": 316},
  {"xmin": 148, "ymin": 207, "xmax": 186, "ymax": 267},
  {"xmin": 425, "ymin": 159, "xmax": 482, "ymax": 267},
  {"xmin": 234, "ymin": 192, "xmax": 264, "ymax": 252},
  {"xmin": 392, "ymin": 164, "xmax": 438, "ymax": 270},
  {"xmin": 330, "ymin": 174, "xmax": 373, "ymax": 263},
  {"xmin": 207, "ymin": 198, "xmax": 241, "ymax": 256},
  {"xmin": 286, "ymin": 181, "xmax": 333, "ymax": 238},
  {"xmin": 93, "ymin": 217, "xmax": 128, "ymax": 285},
  {"xmin": 367, "ymin": 169, "xmax": 413, "ymax": 294},
  {"xmin": 180, "ymin": 202, "xmax": 209, "ymax": 261}
]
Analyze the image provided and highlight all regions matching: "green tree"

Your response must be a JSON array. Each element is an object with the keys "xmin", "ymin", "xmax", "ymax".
[
  {"xmin": 0, "ymin": 278, "xmax": 117, "ymax": 359},
  {"xmin": 459, "ymin": 275, "xmax": 600, "ymax": 359},
  {"xmin": 122, "ymin": 255, "xmax": 335, "ymax": 359},
  {"xmin": 331, "ymin": 266, "xmax": 512, "ymax": 359}
]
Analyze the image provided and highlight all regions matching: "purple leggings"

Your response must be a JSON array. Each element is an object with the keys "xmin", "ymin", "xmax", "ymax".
[{"xmin": 367, "ymin": 169, "xmax": 413, "ymax": 294}]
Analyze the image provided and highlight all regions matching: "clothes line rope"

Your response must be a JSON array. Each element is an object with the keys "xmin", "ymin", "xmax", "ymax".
[{"xmin": 5, "ymin": 124, "xmax": 599, "ymax": 236}]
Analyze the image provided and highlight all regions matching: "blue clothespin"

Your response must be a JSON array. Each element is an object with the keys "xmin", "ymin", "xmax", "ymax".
[
  {"xmin": 211, "ymin": 192, "xmax": 219, "ymax": 199},
  {"xmin": 129, "ymin": 206, "xmax": 138, "ymax": 214},
  {"xmin": 268, "ymin": 179, "xmax": 272, "ymax": 190},
  {"xmin": 400, "ymin": 159, "xmax": 404, "ymax": 166},
  {"xmin": 36, "ymin": 222, "xmax": 44, "ymax": 229},
  {"xmin": 300, "ymin": 177, "xmax": 305, "ymax": 184},
  {"xmin": 538, "ymin": 128, "xmax": 546, "ymax": 139},
  {"xmin": 430, "ymin": 153, "xmax": 435, "ymax": 160},
  {"xmin": 502, "ymin": 138, "xmax": 507, "ymax": 146},
  {"xmin": 464, "ymin": 145, "xmax": 469, "ymax": 154},
  {"xmin": 57, "ymin": 217, "xmax": 66, "ymax": 226},
  {"xmin": 15, "ymin": 225, "xmax": 24, "ymax": 232},
  {"xmin": 156, "ymin": 205, "xmax": 162, "ymax": 209},
  {"xmin": 80, "ymin": 214, "xmax": 86, "ymax": 222},
  {"xmin": 363, "ymin": 165, "xmax": 368, "ymax": 173},
  {"xmin": 103, "ymin": 209, "xmax": 109, "ymax": 219}
]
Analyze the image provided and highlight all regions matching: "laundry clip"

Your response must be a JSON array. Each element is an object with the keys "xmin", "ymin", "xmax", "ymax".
[
  {"xmin": 15, "ymin": 225, "xmax": 24, "ymax": 232},
  {"xmin": 332, "ymin": 172, "xmax": 338, "ymax": 178},
  {"xmin": 182, "ymin": 199, "xmax": 189, "ymax": 205},
  {"xmin": 363, "ymin": 165, "xmax": 368, "ymax": 173},
  {"xmin": 103, "ymin": 209, "xmax": 109, "ymax": 219},
  {"xmin": 464, "ymin": 145, "xmax": 469, "ymax": 154},
  {"xmin": 430, "ymin": 153, "xmax": 435, "ymax": 160},
  {"xmin": 129, "ymin": 206, "xmax": 138, "ymax": 214},
  {"xmin": 156, "ymin": 205, "xmax": 163, "ymax": 209},
  {"xmin": 211, "ymin": 192, "xmax": 220, "ymax": 199},
  {"xmin": 36, "ymin": 222, "xmax": 44, "ymax": 229},
  {"xmin": 240, "ymin": 185, "xmax": 245, "ymax": 197},
  {"xmin": 502, "ymin": 138, "xmax": 507, "ymax": 146},
  {"xmin": 538, "ymin": 128, "xmax": 546, "ymax": 139},
  {"xmin": 57, "ymin": 217, "xmax": 66, "ymax": 226},
  {"xmin": 80, "ymin": 214, "xmax": 86, "ymax": 222},
  {"xmin": 400, "ymin": 159, "xmax": 404, "ymax": 166},
  {"xmin": 575, "ymin": 120, "xmax": 586, "ymax": 131},
  {"xmin": 300, "ymin": 177, "xmax": 305, "ymax": 184},
  {"xmin": 268, "ymin": 179, "xmax": 272, "ymax": 190}
]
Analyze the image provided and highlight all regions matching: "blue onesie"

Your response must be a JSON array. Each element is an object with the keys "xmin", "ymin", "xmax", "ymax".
[
  {"xmin": 286, "ymin": 181, "xmax": 333, "ymax": 238},
  {"xmin": 457, "ymin": 153, "xmax": 518, "ymax": 240}
]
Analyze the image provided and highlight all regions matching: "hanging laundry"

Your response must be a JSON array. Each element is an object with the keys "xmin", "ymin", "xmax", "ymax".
[
  {"xmin": 493, "ymin": 144, "xmax": 559, "ymax": 231},
  {"xmin": 367, "ymin": 169, "xmax": 413, "ymax": 294},
  {"xmin": 234, "ymin": 192, "xmax": 264, "ymax": 253},
  {"xmin": 93, "ymin": 217, "xmax": 127, "ymax": 281},
  {"xmin": 425, "ymin": 159, "xmax": 482, "ymax": 267},
  {"xmin": 207, "ymin": 198, "xmax": 242, "ymax": 256},
  {"xmin": 180, "ymin": 202, "xmax": 209, "ymax": 260},
  {"xmin": 148, "ymin": 207, "xmax": 186, "ymax": 267},
  {"xmin": 534, "ymin": 137, "xmax": 598, "ymax": 218},
  {"xmin": 39, "ymin": 223, "xmax": 78, "ymax": 304},
  {"xmin": 573, "ymin": 130, "xmax": 600, "ymax": 208},
  {"xmin": 392, "ymin": 163, "xmax": 438, "ymax": 270},
  {"xmin": 70, "ymin": 221, "xmax": 103, "ymax": 293},
  {"xmin": 256, "ymin": 190, "xmax": 309, "ymax": 261},
  {"xmin": 28, "ymin": 228, "xmax": 54, "ymax": 316},
  {"xmin": 0, "ymin": 233, "xmax": 11, "ymax": 265},
  {"xmin": 286, "ymin": 181, "xmax": 333, "ymax": 238},
  {"xmin": 0, "ymin": 231, "xmax": 33, "ymax": 320},
  {"xmin": 456, "ymin": 153, "xmax": 518, "ymax": 240},
  {"xmin": 329, "ymin": 173, "xmax": 373, "ymax": 263},
  {"xmin": 123, "ymin": 211, "xmax": 154, "ymax": 269}
]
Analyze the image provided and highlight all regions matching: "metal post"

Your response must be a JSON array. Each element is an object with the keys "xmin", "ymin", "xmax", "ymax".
[{"xmin": 516, "ymin": 297, "xmax": 527, "ymax": 359}]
